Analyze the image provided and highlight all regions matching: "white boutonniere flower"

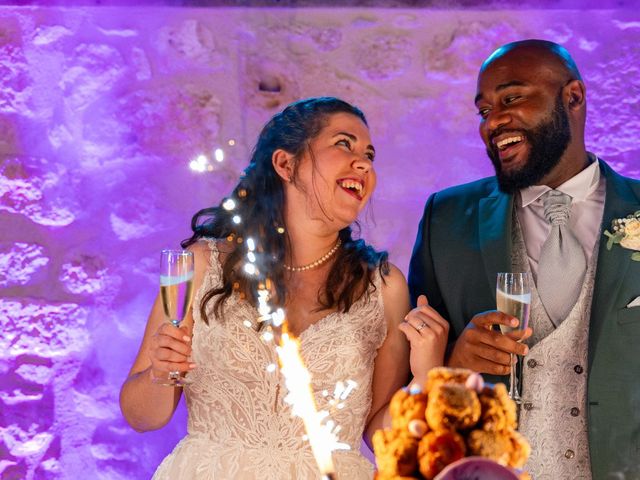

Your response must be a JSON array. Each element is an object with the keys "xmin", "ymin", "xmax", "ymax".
[{"xmin": 604, "ymin": 211, "xmax": 640, "ymax": 261}]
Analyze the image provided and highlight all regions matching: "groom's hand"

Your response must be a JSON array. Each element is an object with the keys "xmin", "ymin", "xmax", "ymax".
[{"xmin": 446, "ymin": 311, "xmax": 532, "ymax": 375}]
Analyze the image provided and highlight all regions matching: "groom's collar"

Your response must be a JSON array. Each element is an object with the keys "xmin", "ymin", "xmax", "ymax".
[{"xmin": 519, "ymin": 153, "xmax": 600, "ymax": 207}]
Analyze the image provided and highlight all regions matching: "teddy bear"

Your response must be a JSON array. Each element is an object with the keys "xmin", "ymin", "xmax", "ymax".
[
  {"xmin": 373, "ymin": 367, "xmax": 531, "ymax": 480},
  {"xmin": 425, "ymin": 383, "xmax": 481, "ymax": 432},
  {"xmin": 389, "ymin": 386, "xmax": 429, "ymax": 433},
  {"xmin": 476, "ymin": 383, "xmax": 517, "ymax": 432},
  {"xmin": 372, "ymin": 428, "xmax": 420, "ymax": 478},
  {"xmin": 417, "ymin": 430, "xmax": 466, "ymax": 479},
  {"xmin": 466, "ymin": 428, "xmax": 531, "ymax": 469}
]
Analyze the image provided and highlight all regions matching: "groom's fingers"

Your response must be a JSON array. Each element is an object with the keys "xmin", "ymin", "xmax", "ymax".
[
  {"xmin": 449, "ymin": 337, "xmax": 512, "ymax": 375},
  {"xmin": 469, "ymin": 355, "xmax": 512, "ymax": 376},
  {"xmin": 469, "ymin": 341, "xmax": 513, "ymax": 367},
  {"xmin": 448, "ymin": 323, "xmax": 529, "ymax": 374},
  {"xmin": 472, "ymin": 327, "xmax": 529, "ymax": 357},
  {"xmin": 504, "ymin": 327, "xmax": 533, "ymax": 343},
  {"xmin": 470, "ymin": 311, "xmax": 530, "ymax": 354},
  {"xmin": 472, "ymin": 310, "xmax": 520, "ymax": 330},
  {"xmin": 448, "ymin": 343, "xmax": 510, "ymax": 375}
]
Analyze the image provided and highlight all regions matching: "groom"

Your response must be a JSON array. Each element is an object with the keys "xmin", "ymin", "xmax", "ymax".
[{"xmin": 408, "ymin": 39, "xmax": 640, "ymax": 479}]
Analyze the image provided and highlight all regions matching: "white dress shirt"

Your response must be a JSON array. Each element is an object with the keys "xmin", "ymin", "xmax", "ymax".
[{"xmin": 516, "ymin": 156, "xmax": 606, "ymax": 282}]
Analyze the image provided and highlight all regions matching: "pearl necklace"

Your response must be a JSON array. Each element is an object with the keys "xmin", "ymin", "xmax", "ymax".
[{"xmin": 284, "ymin": 239, "xmax": 342, "ymax": 272}]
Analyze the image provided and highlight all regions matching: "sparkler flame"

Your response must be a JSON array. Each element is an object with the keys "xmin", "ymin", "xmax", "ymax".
[
  {"xmin": 276, "ymin": 332, "xmax": 350, "ymax": 476},
  {"xmin": 237, "ymin": 215, "xmax": 352, "ymax": 477}
]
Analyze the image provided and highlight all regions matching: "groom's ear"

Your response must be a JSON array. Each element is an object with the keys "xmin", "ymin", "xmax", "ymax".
[
  {"xmin": 272, "ymin": 149, "xmax": 295, "ymax": 183},
  {"xmin": 565, "ymin": 79, "xmax": 586, "ymax": 111}
]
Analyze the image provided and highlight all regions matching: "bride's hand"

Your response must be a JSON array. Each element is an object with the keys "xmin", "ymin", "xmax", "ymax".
[
  {"xmin": 398, "ymin": 294, "xmax": 449, "ymax": 386},
  {"xmin": 148, "ymin": 322, "xmax": 195, "ymax": 379}
]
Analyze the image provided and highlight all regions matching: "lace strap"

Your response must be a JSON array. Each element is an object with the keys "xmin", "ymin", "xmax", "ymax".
[
  {"xmin": 373, "ymin": 265, "xmax": 384, "ymax": 304},
  {"xmin": 350, "ymin": 265, "xmax": 387, "ymax": 347},
  {"xmin": 192, "ymin": 238, "xmax": 223, "ymax": 325},
  {"xmin": 201, "ymin": 238, "xmax": 222, "ymax": 278}
]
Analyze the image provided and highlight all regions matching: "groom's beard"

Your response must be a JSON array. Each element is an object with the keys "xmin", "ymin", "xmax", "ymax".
[{"xmin": 487, "ymin": 92, "xmax": 571, "ymax": 194}]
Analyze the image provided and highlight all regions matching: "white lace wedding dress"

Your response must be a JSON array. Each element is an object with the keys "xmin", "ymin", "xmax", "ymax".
[{"xmin": 153, "ymin": 241, "xmax": 387, "ymax": 479}]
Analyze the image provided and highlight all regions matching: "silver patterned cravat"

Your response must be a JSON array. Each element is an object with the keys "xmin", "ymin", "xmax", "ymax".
[{"xmin": 537, "ymin": 190, "xmax": 587, "ymax": 326}]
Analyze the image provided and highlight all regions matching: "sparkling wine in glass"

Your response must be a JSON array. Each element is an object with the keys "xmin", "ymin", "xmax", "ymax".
[
  {"xmin": 157, "ymin": 249, "xmax": 194, "ymax": 387},
  {"xmin": 496, "ymin": 272, "xmax": 531, "ymax": 403}
]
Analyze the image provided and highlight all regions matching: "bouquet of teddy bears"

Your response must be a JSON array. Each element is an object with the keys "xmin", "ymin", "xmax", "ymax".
[{"xmin": 373, "ymin": 367, "xmax": 530, "ymax": 480}]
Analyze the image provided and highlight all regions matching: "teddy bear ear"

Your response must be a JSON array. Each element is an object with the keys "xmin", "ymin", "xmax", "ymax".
[
  {"xmin": 464, "ymin": 372, "xmax": 485, "ymax": 392},
  {"xmin": 407, "ymin": 419, "xmax": 427, "ymax": 438},
  {"xmin": 425, "ymin": 366, "xmax": 474, "ymax": 393}
]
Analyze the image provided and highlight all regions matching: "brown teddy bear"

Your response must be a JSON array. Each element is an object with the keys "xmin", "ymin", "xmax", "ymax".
[
  {"xmin": 467, "ymin": 428, "xmax": 531, "ymax": 469},
  {"xmin": 425, "ymin": 383, "xmax": 481, "ymax": 432},
  {"xmin": 417, "ymin": 430, "xmax": 466, "ymax": 479},
  {"xmin": 372, "ymin": 428, "xmax": 420, "ymax": 478},
  {"xmin": 389, "ymin": 387, "xmax": 429, "ymax": 432},
  {"xmin": 373, "ymin": 368, "xmax": 531, "ymax": 480},
  {"xmin": 476, "ymin": 383, "xmax": 517, "ymax": 432}
]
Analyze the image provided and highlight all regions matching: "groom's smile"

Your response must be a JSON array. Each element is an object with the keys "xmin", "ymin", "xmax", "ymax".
[{"xmin": 491, "ymin": 131, "xmax": 528, "ymax": 167}]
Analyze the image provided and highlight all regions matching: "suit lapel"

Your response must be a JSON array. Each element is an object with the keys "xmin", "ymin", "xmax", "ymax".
[
  {"xmin": 478, "ymin": 184, "xmax": 514, "ymax": 299},
  {"xmin": 589, "ymin": 160, "xmax": 639, "ymax": 369}
]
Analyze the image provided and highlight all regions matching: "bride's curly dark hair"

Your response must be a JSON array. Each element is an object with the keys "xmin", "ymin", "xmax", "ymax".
[{"xmin": 182, "ymin": 97, "xmax": 389, "ymax": 324}]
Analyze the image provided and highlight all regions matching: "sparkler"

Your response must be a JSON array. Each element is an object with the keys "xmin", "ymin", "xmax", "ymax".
[
  {"xmin": 227, "ymin": 199, "xmax": 357, "ymax": 479},
  {"xmin": 276, "ymin": 332, "xmax": 350, "ymax": 478}
]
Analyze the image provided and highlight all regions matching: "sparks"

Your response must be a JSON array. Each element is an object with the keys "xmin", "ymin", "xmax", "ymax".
[
  {"xmin": 262, "ymin": 331, "xmax": 275, "ymax": 343},
  {"xmin": 189, "ymin": 154, "xmax": 209, "ymax": 172},
  {"xmin": 241, "ymin": 237, "xmax": 346, "ymax": 478},
  {"xmin": 276, "ymin": 334, "xmax": 349, "ymax": 476},
  {"xmin": 222, "ymin": 198, "xmax": 236, "ymax": 211}
]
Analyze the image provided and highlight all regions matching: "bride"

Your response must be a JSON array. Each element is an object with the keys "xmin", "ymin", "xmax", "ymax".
[{"xmin": 119, "ymin": 97, "xmax": 449, "ymax": 479}]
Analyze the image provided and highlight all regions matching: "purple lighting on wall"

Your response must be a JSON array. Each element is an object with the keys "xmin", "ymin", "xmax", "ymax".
[{"xmin": 0, "ymin": 4, "xmax": 638, "ymax": 479}]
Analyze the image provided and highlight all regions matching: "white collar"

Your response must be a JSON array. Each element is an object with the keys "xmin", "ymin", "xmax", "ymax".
[{"xmin": 519, "ymin": 154, "xmax": 600, "ymax": 207}]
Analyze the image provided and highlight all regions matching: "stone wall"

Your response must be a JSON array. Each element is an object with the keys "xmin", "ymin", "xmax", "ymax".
[{"xmin": 0, "ymin": 6, "xmax": 638, "ymax": 479}]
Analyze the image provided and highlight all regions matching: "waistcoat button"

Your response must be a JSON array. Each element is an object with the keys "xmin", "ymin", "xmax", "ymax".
[
  {"xmin": 565, "ymin": 449, "xmax": 575, "ymax": 459},
  {"xmin": 523, "ymin": 402, "xmax": 533, "ymax": 411},
  {"xmin": 527, "ymin": 359, "xmax": 537, "ymax": 368},
  {"xmin": 570, "ymin": 407, "xmax": 580, "ymax": 417},
  {"xmin": 574, "ymin": 365, "xmax": 583, "ymax": 374}
]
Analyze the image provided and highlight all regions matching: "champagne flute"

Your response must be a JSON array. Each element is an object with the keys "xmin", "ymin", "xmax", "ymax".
[
  {"xmin": 496, "ymin": 272, "xmax": 531, "ymax": 403},
  {"xmin": 156, "ymin": 249, "xmax": 194, "ymax": 387}
]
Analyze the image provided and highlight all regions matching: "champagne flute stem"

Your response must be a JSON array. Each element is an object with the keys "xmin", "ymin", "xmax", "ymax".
[
  {"xmin": 509, "ymin": 353, "xmax": 523, "ymax": 404},
  {"xmin": 509, "ymin": 353, "xmax": 517, "ymax": 399},
  {"xmin": 170, "ymin": 319, "xmax": 184, "ymax": 384}
]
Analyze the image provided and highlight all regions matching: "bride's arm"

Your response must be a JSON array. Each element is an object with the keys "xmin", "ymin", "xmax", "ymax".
[
  {"xmin": 363, "ymin": 263, "xmax": 410, "ymax": 446},
  {"xmin": 119, "ymin": 241, "xmax": 209, "ymax": 432},
  {"xmin": 363, "ymin": 263, "xmax": 448, "ymax": 447}
]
